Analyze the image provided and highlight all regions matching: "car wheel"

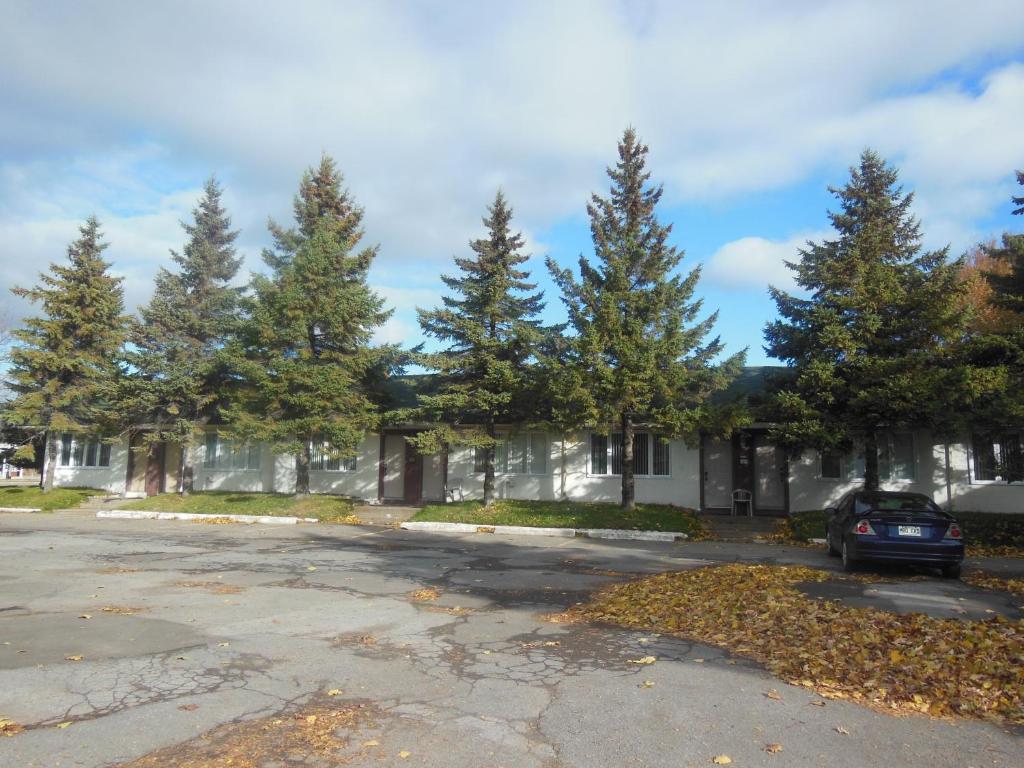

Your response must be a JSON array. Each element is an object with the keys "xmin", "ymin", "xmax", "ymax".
[
  {"xmin": 826, "ymin": 529, "xmax": 839, "ymax": 557},
  {"xmin": 940, "ymin": 564, "xmax": 961, "ymax": 579},
  {"xmin": 841, "ymin": 539, "xmax": 857, "ymax": 572}
]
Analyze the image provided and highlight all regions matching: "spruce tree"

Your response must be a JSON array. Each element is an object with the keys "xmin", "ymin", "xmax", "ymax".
[
  {"xmin": 3, "ymin": 217, "xmax": 128, "ymax": 489},
  {"xmin": 765, "ymin": 150, "xmax": 968, "ymax": 490},
  {"xmin": 410, "ymin": 191, "xmax": 545, "ymax": 506},
  {"xmin": 985, "ymin": 171, "xmax": 1024, "ymax": 314},
  {"xmin": 224, "ymin": 156, "xmax": 395, "ymax": 495},
  {"xmin": 124, "ymin": 177, "xmax": 242, "ymax": 492},
  {"xmin": 548, "ymin": 129, "xmax": 744, "ymax": 509}
]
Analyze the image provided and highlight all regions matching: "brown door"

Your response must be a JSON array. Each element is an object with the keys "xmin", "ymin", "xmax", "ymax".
[
  {"xmin": 403, "ymin": 443, "xmax": 423, "ymax": 504},
  {"xmin": 145, "ymin": 443, "xmax": 166, "ymax": 497},
  {"xmin": 732, "ymin": 431, "xmax": 755, "ymax": 498}
]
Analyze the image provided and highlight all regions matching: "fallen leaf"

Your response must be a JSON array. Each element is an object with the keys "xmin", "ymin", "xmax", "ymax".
[
  {"xmin": 765, "ymin": 742, "xmax": 784, "ymax": 753},
  {"xmin": 640, "ymin": 680, "xmax": 655, "ymax": 688},
  {"xmin": 810, "ymin": 700, "xmax": 826, "ymax": 707},
  {"xmin": 712, "ymin": 756, "xmax": 732, "ymax": 765},
  {"xmin": 78, "ymin": 614, "xmax": 91, "ymax": 620},
  {"xmin": 399, "ymin": 750, "xmax": 412, "ymax": 759},
  {"xmin": 1, "ymin": 717, "xmax": 24, "ymax": 737},
  {"xmin": 305, "ymin": 715, "xmax": 317, "ymax": 724},
  {"xmin": 835, "ymin": 726, "xmax": 850, "ymax": 735},
  {"xmin": 362, "ymin": 738, "xmax": 380, "ymax": 747},
  {"xmin": 307, "ymin": 566, "xmax": 317, "ymax": 571},
  {"xmin": 327, "ymin": 689, "xmax": 342, "ymax": 696},
  {"xmin": 56, "ymin": 722, "xmax": 71, "ymax": 729},
  {"xmin": 627, "ymin": 656, "xmax": 657, "ymax": 665},
  {"xmin": 65, "ymin": 655, "xmax": 83, "ymax": 662},
  {"xmin": 765, "ymin": 689, "xmax": 783, "ymax": 701},
  {"xmin": 178, "ymin": 704, "xmax": 199, "ymax": 712},
  {"xmin": 217, "ymin": 642, "xmax": 230, "ymax": 647},
  {"xmin": 692, "ymin": 658, "xmax": 705, "ymax": 663}
]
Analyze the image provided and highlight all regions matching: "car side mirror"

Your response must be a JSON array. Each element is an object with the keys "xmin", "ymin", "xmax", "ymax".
[{"xmin": 824, "ymin": 507, "xmax": 837, "ymax": 517}]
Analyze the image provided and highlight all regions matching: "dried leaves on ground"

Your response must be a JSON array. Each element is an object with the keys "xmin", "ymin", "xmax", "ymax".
[
  {"xmin": 0, "ymin": 717, "xmax": 23, "ymax": 737},
  {"xmin": 175, "ymin": 580, "xmax": 244, "ymax": 594},
  {"xmin": 407, "ymin": 587, "xmax": 440, "ymax": 602},
  {"xmin": 118, "ymin": 700, "xmax": 375, "ymax": 768},
  {"xmin": 962, "ymin": 570, "xmax": 1024, "ymax": 596},
  {"xmin": 554, "ymin": 564, "xmax": 1024, "ymax": 723}
]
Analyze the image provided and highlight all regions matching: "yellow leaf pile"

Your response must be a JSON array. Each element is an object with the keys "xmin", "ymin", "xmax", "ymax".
[
  {"xmin": 962, "ymin": 570, "xmax": 1024, "ymax": 596},
  {"xmin": 0, "ymin": 717, "xmax": 23, "ymax": 737},
  {"xmin": 556, "ymin": 564, "xmax": 1024, "ymax": 723}
]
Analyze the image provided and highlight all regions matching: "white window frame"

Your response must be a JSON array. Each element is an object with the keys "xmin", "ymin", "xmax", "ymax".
[
  {"xmin": 816, "ymin": 432, "xmax": 916, "ymax": 483},
  {"xmin": 588, "ymin": 431, "xmax": 671, "ymax": 478},
  {"xmin": 310, "ymin": 436, "xmax": 357, "ymax": 473},
  {"xmin": 969, "ymin": 431, "xmax": 1024, "ymax": 485},
  {"xmin": 472, "ymin": 432, "xmax": 549, "ymax": 476},
  {"xmin": 58, "ymin": 434, "xmax": 112, "ymax": 469},
  {"xmin": 203, "ymin": 433, "xmax": 261, "ymax": 472}
]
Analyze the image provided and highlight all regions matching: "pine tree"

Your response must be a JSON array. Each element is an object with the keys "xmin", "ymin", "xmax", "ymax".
[
  {"xmin": 410, "ymin": 191, "xmax": 545, "ymax": 506},
  {"xmin": 548, "ymin": 129, "xmax": 744, "ymax": 509},
  {"xmin": 124, "ymin": 177, "xmax": 242, "ymax": 492},
  {"xmin": 765, "ymin": 150, "xmax": 968, "ymax": 491},
  {"xmin": 223, "ymin": 156, "xmax": 395, "ymax": 495},
  {"xmin": 985, "ymin": 171, "xmax": 1024, "ymax": 314},
  {"xmin": 3, "ymin": 217, "xmax": 128, "ymax": 489}
]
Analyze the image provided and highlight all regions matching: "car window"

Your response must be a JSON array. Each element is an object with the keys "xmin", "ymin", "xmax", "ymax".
[{"xmin": 856, "ymin": 495, "xmax": 939, "ymax": 513}]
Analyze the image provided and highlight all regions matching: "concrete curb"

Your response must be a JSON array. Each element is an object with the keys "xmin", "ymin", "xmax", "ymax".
[
  {"xmin": 0, "ymin": 506, "xmax": 43, "ymax": 513},
  {"xmin": 96, "ymin": 510, "xmax": 318, "ymax": 525},
  {"xmin": 400, "ymin": 520, "xmax": 687, "ymax": 542}
]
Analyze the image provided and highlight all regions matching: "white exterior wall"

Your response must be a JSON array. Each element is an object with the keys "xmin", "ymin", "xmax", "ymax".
[
  {"xmin": 308, "ymin": 434, "xmax": 380, "ymax": 501},
  {"xmin": 51, "ymin": 438, "xmax": 130, "ymax": 494},
  {"xmin": 447, "ymin": 431, "xmax": 700, "ymax": 508},
  {"xmin": 49, "ymin": 427, "xmax": 1023, "ymax": 513}
]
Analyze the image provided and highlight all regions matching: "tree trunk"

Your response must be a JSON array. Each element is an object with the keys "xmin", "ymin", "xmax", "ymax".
[
  {"xmin": 295, "ymin": 439, "xmax": 311, "ymax": 496},
  {"xmin": 863, "ymin": 429, "xmax": 880, "ymax": 491},
  {"xmin": 621, "ymin": 413, "xmax": 635, "ymax": 510},
  {"xmin": 559, "ymin": 433, "xmax": 567, "ymax": 500},
  {"xmin": 483, "ymin": 419, "xmax": 496, "ymax": 507},
  {"xmin": 179, "ymin": 443, "xmax": 193, "ymax": 495},
  {"xmin": 41, "ymin": 431, "xmax": 57, "ymax": 491}
]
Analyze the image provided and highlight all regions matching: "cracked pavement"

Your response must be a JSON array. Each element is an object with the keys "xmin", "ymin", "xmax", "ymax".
[{"xmin": 0, "ymin": 510, "xmax": 1021, "ymax": 767}]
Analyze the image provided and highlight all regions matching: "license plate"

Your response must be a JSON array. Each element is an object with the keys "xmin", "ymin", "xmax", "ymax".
[{"xmin": 897, "ymin": 525, "xmax": 922, "ymax": 537}]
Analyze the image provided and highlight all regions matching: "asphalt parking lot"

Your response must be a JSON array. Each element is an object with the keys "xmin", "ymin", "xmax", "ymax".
[{"xmin": 0, "ymin": 510, "xmax": 1021, "ymax": 767}]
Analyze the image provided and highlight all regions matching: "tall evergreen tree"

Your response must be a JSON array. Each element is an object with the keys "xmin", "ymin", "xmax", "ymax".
[
  {"xmin": 410, "ymin": 191, "xmax": 545, "ymax": 506},
  {"xmin": 3, "ymin": 217, "xmax": 128, "ymax": 489},
  {"xmin": 224, "ymin": 156, "xmax": 395, "ymax": 495},
  {"xmin": 548, "ymin": 129, "xmax": 744, "ymax": 509},
  {"xmin": 765, "ymin": 150, "xmax": 968, "ymax": 491},
  {"xmin": 124, "ymin": 177, "xmax": 242, "ymax": 492},
  {"xmin": 985, "ymin": 170, "xmax": 1024, "ymax": 314}
]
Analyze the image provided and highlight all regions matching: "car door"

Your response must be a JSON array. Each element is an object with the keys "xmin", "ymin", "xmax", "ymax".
[{"xmin": 828, "ymin": 493, "xmax": 853, "ymax": 541}]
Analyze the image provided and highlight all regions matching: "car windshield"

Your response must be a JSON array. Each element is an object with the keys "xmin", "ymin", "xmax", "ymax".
[{"xmin": 856, "ymin": 495, "xmax": 939, "ymax": 513}]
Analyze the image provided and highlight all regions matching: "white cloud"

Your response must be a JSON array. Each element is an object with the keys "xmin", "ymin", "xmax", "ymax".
[
  {"xmin": 1, "ymin": 0, "xmax": 1022, "ymax": 335},
  {"xmin": 704, "ymin": 232, "xmax": 829, "ymax": 292}
]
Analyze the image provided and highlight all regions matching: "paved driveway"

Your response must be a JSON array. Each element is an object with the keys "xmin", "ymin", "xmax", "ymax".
[{"xmin": 0, "ymin": 512, "xmax": 1021, "ymax": 767}]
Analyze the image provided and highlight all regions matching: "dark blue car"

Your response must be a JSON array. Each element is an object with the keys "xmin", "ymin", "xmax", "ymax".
[{"xmin": 825, "ymin": 491, "xmax": 965, "ymax": 577}]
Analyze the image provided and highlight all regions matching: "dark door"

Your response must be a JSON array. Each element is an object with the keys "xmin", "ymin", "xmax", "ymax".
[
  {"xmin": 732, "ymin": 431, "xmax": 755, "ymax": 498},
  {"xmin": 403, "ymin": 443, "xmax": 423, "ymax": 504},
  {"xmin": 145, "ymin": 443, "xmax": 165, "ymax": 497}
]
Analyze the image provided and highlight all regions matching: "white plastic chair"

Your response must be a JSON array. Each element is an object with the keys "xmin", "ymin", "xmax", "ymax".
[
  {"xmin": 445, "ymin": 477, "xmax": 464, "ymax": 503},
  {"xmin": 731, "ymin": 489, "xmax": 753, "ymax": 517}
]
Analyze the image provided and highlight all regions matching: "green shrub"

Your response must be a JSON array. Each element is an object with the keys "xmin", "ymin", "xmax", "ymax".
[{"xmin": 954, "ymin": 512, "xmax": 1024, "ymax": 552}]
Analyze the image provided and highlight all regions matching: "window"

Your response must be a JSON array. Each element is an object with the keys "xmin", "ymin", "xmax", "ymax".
[
  {"xmin": 590, "ymin": 432, "xmax": 670, "ymax": 476},
  {"xmin": 57, "ymin": 435, "xmax": 112, "ymax": 468},
  {"xmin": 310, "ymin": 436, "xmax": 356, "ymax": 472},
  {"xmin": 817, "ymin": 433, "xmax": 916, "ymax": 482},
  {"xmin": 203, "ymin": 433, "xmax": 261, "ymax": 471},
  {"xmin": 473, "ymin": 433, "xmax": 548, "ymax": 475},
  {"xmin": 972, "ymin": 432, "xmax": 1023, "ymax": 483}
]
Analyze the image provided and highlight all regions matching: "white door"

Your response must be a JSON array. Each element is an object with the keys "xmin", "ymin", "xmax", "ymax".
[
  {"xmin": 754, "ymin": 443, "xmax": 785, "ymax": 510},
  {"xmin": 703, "ymin": 438, "xmax": 732, "ymax": 509}
]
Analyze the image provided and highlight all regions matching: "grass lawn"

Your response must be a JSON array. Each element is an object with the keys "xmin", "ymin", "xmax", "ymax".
[
  {"xmin": 129, "ymin": 491, "xmax": 357, "ymax": 523},
  {"xmin": 0, "ymin": 485, "xmax": 103, "ymax": 511},
  {"xmin": 412, "ymin": 499, "xmax": 705, "ymax": 535}
]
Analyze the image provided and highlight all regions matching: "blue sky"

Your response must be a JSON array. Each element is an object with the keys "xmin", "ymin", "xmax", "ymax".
[{"xmin": 2, "ymin": 1, "xmax": 1023, "ymax": 367}]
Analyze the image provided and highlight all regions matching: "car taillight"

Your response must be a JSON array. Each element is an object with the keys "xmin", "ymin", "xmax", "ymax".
[
  {"xmin": 944, "ymin": 523, "xmax": 962, "ymax": 540},
  {"xmin": 854, "ymin": 520, "xmax": 877, "ymax": 536}
]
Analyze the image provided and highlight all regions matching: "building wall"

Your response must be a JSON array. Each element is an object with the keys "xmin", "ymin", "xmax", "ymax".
[
  {"xmin": 447, "ymin": 431, "xmax": 701, "ymax": 508},
  {"xmin": 52, "ymin": 439, "xmax": 131, "ymax": 494},
  {"xmin": 49, "ymin": 428, "xmax": 1024, "ymax": 513}
]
